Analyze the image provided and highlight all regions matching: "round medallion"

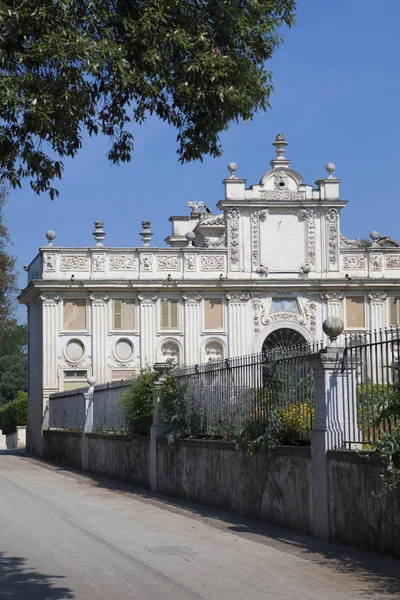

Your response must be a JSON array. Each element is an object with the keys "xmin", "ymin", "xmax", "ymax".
[
  {"xmin": 115, "ymin": 339, "xmax": 133, "ymax": 361},
  {"xmin": 65, "ymin": 340, "xmax": 84, "ymax": 362}
]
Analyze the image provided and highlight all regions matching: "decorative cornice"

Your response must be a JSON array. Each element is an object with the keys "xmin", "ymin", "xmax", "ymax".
[
  {"xmin": 89, "ymin": 293, "xmax": 109, "ymax": 303},
  {"xmin": 182, "ymin": 293, "xmax": 202, "ymax": 303},
  {"xmin": 226, "ymin": 293, "xmax": 251, "ymax": 302},
  {"xmin": 138, "ymin": 294, "xmax": 157, "ymax": 303},
  {"xmin": 321, "ymin": 292, "xmax": 344, "ymax": 301},
  {"xmin": 40, "ymin": 292, "xmax": 60, "ymax": 303},
  {"xmin": 368, "ymin": 292, "xmax": 388, "ymax": 301}
]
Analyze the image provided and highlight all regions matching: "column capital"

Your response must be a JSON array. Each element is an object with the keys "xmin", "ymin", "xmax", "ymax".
[
  {"xmin": 89, "ymin": 293, "xmax": 109, "ymax": 303},
  {"xmin": 138, "ymin": 293, "xmax": 157, "ymax": 303},
  {"xmin": 182, "ymin": 293, "xmax": 202, "ymax": 303},
  {"xmin": 226, "ymin": 293, "xmax": 251, "ymax": 302},
  {"xmin": 40, "ymin": 292, "xmax": 60, "ymax": 304},
  {"xmin": 368, "ymin": 292, "xmax": 387, "ymax": 302}
]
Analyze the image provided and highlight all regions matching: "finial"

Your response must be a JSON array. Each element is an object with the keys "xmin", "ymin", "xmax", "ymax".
[
  {"xmin": 370, "ymin": 231, "xmax": 380, "ymax": 242},
  {"xmin": 92, "ymin": 221, "xmax": 106, "ymax": 247},
  {"xmin": 185, "ymin": 231, "xmax": 196, "ymax": 247},
  {"xmin": 325, "ymin": 162, "xmax": 336, "ymax": 178},
  {"xmin": 227, "ymin": 162, "xmax": 238, "ymax": 178},
  {"xmin": 140, "ymin": 221, "xmax": 153, "ymax": 247},
  {"xmin": 323, "ymin": 317, "xmax": 344, "ymax": 347},
  {"xmin": 45, "ymin": 230, "xmax": 56, "ymax": 246},
  {"xmin": 272, "ymin": 133, "xmax": 288, "ymax": 161}
]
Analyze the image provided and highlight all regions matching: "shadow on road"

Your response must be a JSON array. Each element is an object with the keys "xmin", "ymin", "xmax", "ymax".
[
  {"xmin": 20, "ymin": 453, "xmax": 400, "ymax": 598},
  {"xmin": 0, "ymin": 552, "xmax": 74, "ymax": 599}
]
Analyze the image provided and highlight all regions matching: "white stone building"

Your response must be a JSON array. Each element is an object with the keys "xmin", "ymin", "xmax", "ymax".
[{"xmin": 20, "ymin": 134, "xmax": 400, "ymax": 453}]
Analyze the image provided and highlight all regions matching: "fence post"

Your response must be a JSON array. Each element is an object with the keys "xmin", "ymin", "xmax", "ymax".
[
  {"xmin": 82, "ymin": 377, "xmax": 96, "ymax": 471},
  {"xmin": 150, "ymin": 363, "xmax": 168, "ymax": 492},
  {"xmin": 306, "ymin": 317, "xmax": 345, "ymax": 541}
]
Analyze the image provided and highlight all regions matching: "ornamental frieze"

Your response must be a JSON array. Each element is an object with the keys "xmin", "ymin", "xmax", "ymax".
[
  {"xmin": 200, "ymin": 255, "xmax": 225, "ymax": 271},
  {"xmin": 140, "ymin": 255, "xmax": 153, "ymax": 271},
  {"xmin": 227, "ymin": 208, "xmax": 240, "ymax": 266},
  {"xmin": 156, "ymin": 256, "xmax": 182, "ymax": 271},
  {"xmin": 60, "ymin": 254, "xmax": 89, "ymax": 271},
  {"xmin": 385, "ymin": 255, "xmax": 400, "ymax": 269},
  {"xmin": 342, "ymin": 255, "xmax": 366, "ymax": 269},
  {"xmin": 260, "ymin": 190, "xmax": 303, "ymax": 202},
  {"xmin": 185, "ymin": 255, "xmax": 197, "ymax": 271},
  {"xmin": 370, "ymin": 255, "xmax": 383, "ymax": 270},
  {"xmin": 109, "ymin": 255, "xmax": 138, "ymax": 270},
  {"xmin": 326, "ymin": 209, "xmax": 339, "ymax": 265},
  {"xmin": 43, "ymin": 253, "xmax": 57, "ymax": 272},
  {"xmin": 92, "ymin": 254, "xmax": 106, "ymax": 272}
]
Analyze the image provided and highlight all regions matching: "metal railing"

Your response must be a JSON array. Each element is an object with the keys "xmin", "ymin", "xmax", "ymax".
[
  {"xmin": 341, "ymin": 328, "xmax": 400, "ymax": 447},
  {"xmin": 171, "ymin": 342, "xmax": 320, "ymax": 438},
  {"xmin": 92, "ymin": 381, "xmax": 132, "ymax": 431}
]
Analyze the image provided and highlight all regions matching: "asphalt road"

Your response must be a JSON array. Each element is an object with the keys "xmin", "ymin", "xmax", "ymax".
[{"xmin": 0, "ymin": 451, "xmax": 399, "ymax": 600}]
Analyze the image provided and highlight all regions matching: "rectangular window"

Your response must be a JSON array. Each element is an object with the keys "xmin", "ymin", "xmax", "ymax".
[
  {"xmin": 389, "ymin": 297, "xmax": 400, "ymax": 326},
  {"xmin": 271, "ymin": 298, "xmax": 298, "ymax": 313},
  {"xmin": 204, "ymin": 298, "xmax": 223, "ymax": 330},
  {"xmin": 63, "ymin": 299, "xmax": 86, "ymax": 331},
  {"xmin": 160, "ymin": 299, "xmax": 179, "ymax": 329},
  {"xmin": 346, "ymin": 297, "xmax": 365, "ymax": 328},
  {"xmin": 112, "ymin": 298, "xmax": 135, "ymax": 330},
  {"xmin": 63, "ymin": 370, "xmax": 87, "ymax": 391}
]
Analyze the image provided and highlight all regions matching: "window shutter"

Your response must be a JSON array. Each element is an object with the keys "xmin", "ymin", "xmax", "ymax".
[
  {"xmin": 170, "ymin": 300, "xmax": 179, "ymax": 329},
  {"xmin": 113, "ymin": 299, "xmax": 122, "ymax": 329},
  {"xmin": 390, "ymin": 297, "xmax": 398, "ymax": 327},
  {"xmin": 161, "ymin": 299, "xmax": 169, "ymax": 328},
  {"xmin": 122, "ymin": 299, "xmax": 135, "ymax": 330}
]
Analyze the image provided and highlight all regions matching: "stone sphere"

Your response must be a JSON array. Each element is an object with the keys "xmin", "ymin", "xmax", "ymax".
[
  {"xmin": 185, "ymin": 231, "xmax": 196, "ymax": 241},
  {"xmin": 227, "ymin": 162, "xmax": 238, "ymax": 174},
  {"xmin": 45, "ymin": 230, "xmax": 56, "ymax": 242},
  {"xmin": 87, "ymin": 376, "xmax": 96, "ymax": 387},
  {"xmin": 325, "ymin": 162, "xmax": 336, "ymax": 175},
  {"xmin": 323, "ymin": 316, "xmax": 344, "ymax": 339},
  {"xmin": 370, "ymin": 230, "xmax": 380, "ymax": 241}
]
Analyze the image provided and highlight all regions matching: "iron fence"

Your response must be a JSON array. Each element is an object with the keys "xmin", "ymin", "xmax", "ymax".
[
  {"xmin": 171, "ymin": 342, "xmax": 320, "ymax": 438},
  {"xmin": 92, "ymin": 381, "xmax": 132, "ymax": 431},
  {"xmin": 341, "ymin": 328, "xmax": 400, "ymax": 448}
]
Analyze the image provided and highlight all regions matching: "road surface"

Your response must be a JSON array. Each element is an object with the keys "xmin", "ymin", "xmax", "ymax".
[{"xmin": 0, "ymin": 450, "xmax": 399, "ymax": 599}]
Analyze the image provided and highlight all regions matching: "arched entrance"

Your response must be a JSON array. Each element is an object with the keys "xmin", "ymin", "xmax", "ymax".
[{"xmin": 262, "ymin": 327, "xmax": 307, "ymax": 352}]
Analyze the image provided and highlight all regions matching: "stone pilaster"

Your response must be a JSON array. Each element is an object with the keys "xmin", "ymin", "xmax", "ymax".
[
  {"xmin": 226, "ymin": 293, "xmax": 251, "ymax": 357},
  {"xmin": 183, "ymin": 294, "xmax": 201, "ymax": 365},
  {"xmin": 40, "ymin": 293, "xmax": 60, "ymax": 390},
  {"xmin": 368, "ymin": 292, "xmax": 387, "ymax": 330},
  {"xmin": 321, "ymin": 293, "xmax": 344, "ymax": 344},
  {"xmin": 138, "ymin": 294, "xmax": 157, "ymax": 368},
  {"xmin": 89, "ymin": 293, "xmax": 109, "ymax": 384}
]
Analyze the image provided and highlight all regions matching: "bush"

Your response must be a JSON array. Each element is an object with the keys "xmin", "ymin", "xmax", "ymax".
[
  {"xmin": 0, "ymin": 391, "xmax": 27, "ymax": 435},
  {"xmin": 121, "ymin": 371, "xmax": 157, "ymax": 434},
  {"xmin": 278, "ymin": 401, "xmax": 314, "ymax": 445}
]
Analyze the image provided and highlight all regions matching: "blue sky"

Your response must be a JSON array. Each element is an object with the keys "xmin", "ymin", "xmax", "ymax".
[{"xmin": 5, "ymin": 1, "xmax": 400, "ymax": 322}]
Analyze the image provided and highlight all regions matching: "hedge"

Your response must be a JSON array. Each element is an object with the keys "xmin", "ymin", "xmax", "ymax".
[{"xmin": 0, "ymin": 391, "xmax": 27, "ymax": 435}]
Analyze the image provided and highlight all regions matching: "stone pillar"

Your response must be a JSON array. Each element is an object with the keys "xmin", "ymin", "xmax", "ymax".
[
  {"xmin": 89, "ymin": 293, "xmax": 109, "ymax": 385},
  {"xmin": 183, "ymin": 293, "xmax": 201, "ymax": 365},
  {"xmin": 307, "ymin": 347, "xmax": 345, "ymax": 541},
  {"xmin": 40, "ymin": 292, "xmax": 60, "ymax": 430},
  {"xmin": 82, "ymin": 377, "xmax": 96, "ymax": 470},
  {"xmin": 138, "ymin": 294, "xmax": 157, "ymax": 368},
  {"xmin": 150, "ymin": 363, "xmax": 168, "ymax": 492},
  {"xmin": 226, "ymin": 293, "xmax": 251, "ymax": 357}
]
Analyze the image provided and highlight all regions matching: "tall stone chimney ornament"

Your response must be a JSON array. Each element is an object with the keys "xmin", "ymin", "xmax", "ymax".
[
  {"xmin": 92, "ymin": 221, "xmax": 106, "ymax": 247},
  {"xmin": 140, "ymin": 221, "xmax": 153, "ymax": 247},
  {"xmin": 272, "ymin": 133, "xmax": 288, "ymax": 161}
]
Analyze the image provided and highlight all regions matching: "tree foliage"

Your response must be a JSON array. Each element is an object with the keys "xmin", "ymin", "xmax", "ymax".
[
  {"xmin": 0, "ymin": 324, "xmax": 28, "ymax": 406},
  {"xmin": 0, "ymin": 391, "xmax": 27, "ymax": 435},
  {"xmin": 0, "ymin": 185, "xmax": 17, "ymax": 327},
  {"xmin": 0, "ymin": 0, "xmax": 296, "ymax": 197}
]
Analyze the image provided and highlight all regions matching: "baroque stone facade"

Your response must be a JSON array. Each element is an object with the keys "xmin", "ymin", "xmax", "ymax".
[{"xmin": 20, "ymin": 134, "xmax": 400, "ymax": 453}]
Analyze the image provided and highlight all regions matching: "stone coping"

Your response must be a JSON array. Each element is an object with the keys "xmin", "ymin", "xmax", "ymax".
[
  {"xmin": 86, "ymin": 433, "xmax": 150, "ymax": 442},
  {"xmin": 45, "ymin": 429, "xmax": 82, "ymax": 437},
  {"xmin": 158, "ymin": 437, "xmax": 311, "ymax": 456}
]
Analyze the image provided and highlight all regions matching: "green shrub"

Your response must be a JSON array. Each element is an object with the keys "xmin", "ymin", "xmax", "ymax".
[
  {"xmin": 0, "ymin": 391, "xmax": 28, "ymax": 435},
  {"xmin": 121, "ymin": 371, "xmax": 157, "ymax": 434}
]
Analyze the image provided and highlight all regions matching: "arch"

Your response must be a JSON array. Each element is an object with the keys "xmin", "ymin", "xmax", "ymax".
[{"xmin": 253, "ymin": 321, "xmax": 314, "ymax": 353}]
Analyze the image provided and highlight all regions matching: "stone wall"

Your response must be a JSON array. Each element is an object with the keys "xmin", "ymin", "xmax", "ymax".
[
  {"xmin": 86, "ymin": 433, "xmax": 150, "ymax": 489},
  {"xmin": 157, "ymin": 439, "xmax": 312, "ymax": 534},
  {"xmin": 328, "ymin": 451, "xmax": 400, "ymax": 555},
  {"xmin": 43, "ymin": 430, "xmax": 82, "ymax": 469}
]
